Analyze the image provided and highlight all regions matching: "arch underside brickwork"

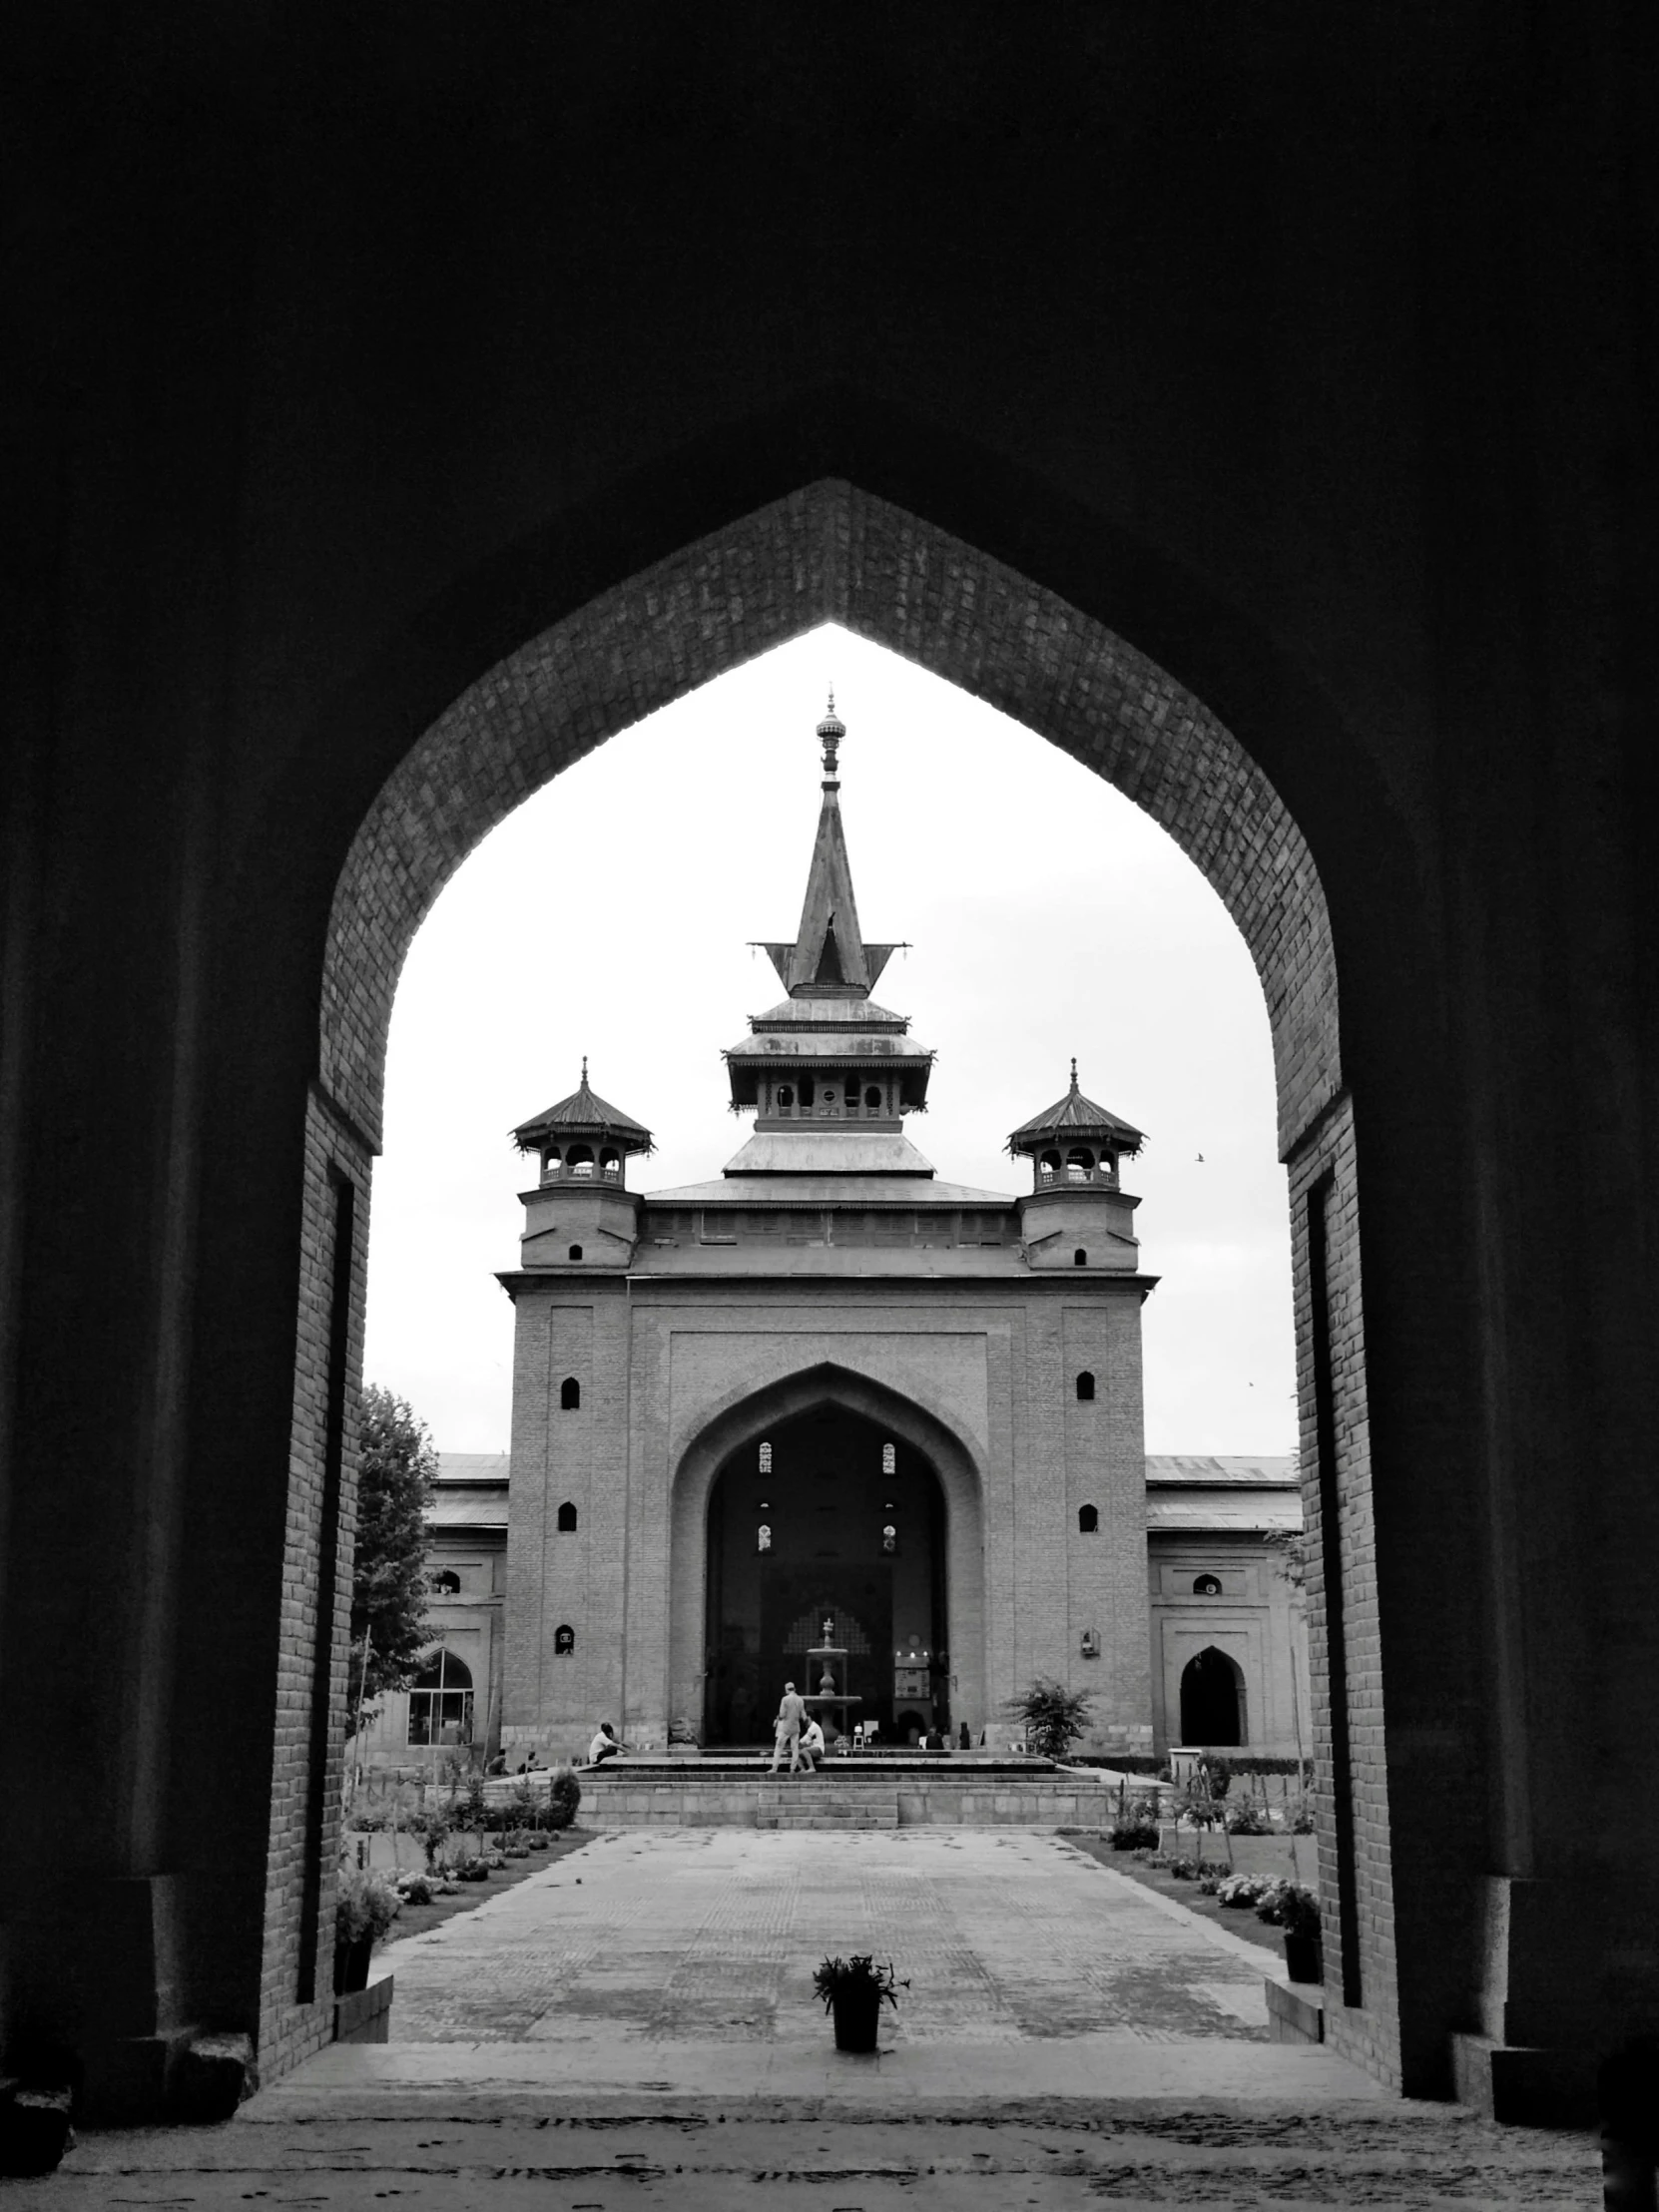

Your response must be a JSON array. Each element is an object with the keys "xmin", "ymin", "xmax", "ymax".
[
  {"xmin": 667, "ymin": 1362, "xmax": 989, "ymax": 1743},
  {"xmin": 321, "ymin": 482, "xmax": 1339, "ymax": 1161},
  {"xmin": 286, "ymin": 480, "xmax": 1383, "ymax": 2083}
]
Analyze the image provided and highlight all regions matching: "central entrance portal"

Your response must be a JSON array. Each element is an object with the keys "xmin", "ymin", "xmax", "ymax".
[{"xmin": 703, "ymin": 1404, "xmax": 948, "ymax": 1748}]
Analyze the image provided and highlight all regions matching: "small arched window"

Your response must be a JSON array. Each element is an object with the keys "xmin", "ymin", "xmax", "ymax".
[
  {"xmin": 560, "ymin": 1376, "xmax": 581, "ymax": 1410},
  {"xmin": 778, "ymin": 1085, "xmax": 794, "ymax": 1115},
  {"xmin": 1066, "ymin": 1148, "xmax": 1093, "ymax": 1182},
  {"xmin": 553, "ymin": 1623, "xmax": 575, "ymax": 1655},
  {"xmin": 1078, "ymin": 1504, "xmax": 1099, "ymax": 1534},
  {"xmin": 428, "ymin": 1568, "xmax": 460, "ymax": 1594},
  {"xmin": 758, "ymin": 1440, "xmax": 773, "ymax": 1473},
  {"xmin": 1073, "ymin": 1248, "xmax": 1088, "ymax": 1267},
  {"xmin": 566, "ymin": 1144, "xmax": 594, "ymax": 1178},
  {"xmin": 864, "ymin": 1085, "xmax": 881, "ymax": 1112},
  {"xmin": 1194, "ymin": 1573, "xmax": 1223, "ymax": 1596},
  {"xmin": 844, "ymin": 1081, "xmax": 859, "ymax": 1108},
  {"xmin": 1076, "ymin": 1371, "xmax": 1095, "ymax": 1401},
  {"xmin": 407, "ymin": 1649, "xmax": 473, "ymax": 1746},
  {"xmin": 1039, "ymin": 1149, "xmax": 1061, "ymax": 1182},
  {"xmin": 568, "ymin": 1244, "xmax": 583, "ymax": 1262},
  {"xmin": 542, "ymin": 1148, "xmax": 560, "ymax": 1179},
  {"xmin": 556, "ymin": 1500, "xmax": 578, "ymax": 1533},
  {"xmin": 600, "ymin": 1149, "xmax": 620, "ymax": 1178}
]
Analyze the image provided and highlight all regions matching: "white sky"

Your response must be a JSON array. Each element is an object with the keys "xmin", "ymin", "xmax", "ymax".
[{"xmin": 364, "ymin": 626, "xmax": 1296, "ymax": 1457}]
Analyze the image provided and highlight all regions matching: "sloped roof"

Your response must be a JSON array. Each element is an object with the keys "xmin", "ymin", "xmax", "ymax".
[
  {"xmin": 1145, "ymin": 1455, "xmax": 1298, "ymax": 1485},
  {"xmin": 512, "ymin": 1063, "xmax": 653, "ymax": 1152},
  {"xmin": 1009, "ymin": 1062, "xmax": 1145, "ymax": 1154}
]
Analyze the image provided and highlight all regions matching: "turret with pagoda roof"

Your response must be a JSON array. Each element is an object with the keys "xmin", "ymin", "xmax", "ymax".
[
  {"xmin": 509, "ymin": 1059, "xmax": 652, "ymax": 1270},
  {"xmin": 1010, "ymin": 1062, "xmax": 1147, "ymax": 1271}
]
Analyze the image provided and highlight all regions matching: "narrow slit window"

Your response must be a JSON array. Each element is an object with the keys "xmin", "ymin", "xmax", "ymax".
[
  {"xmin": 1073, "ymin": 1248, "xmax": 1087, "ymax": 1267},
  {"xmin": 1078, "ymin": 1504, "xmax": 1099, "ymax": 1533},
  {"xmin": 1076, "ymin": 1371, "xmax": 1095, "ymax": 1401},
  {"xmin": 556, "ymin": 1500, "xmax": 578, "ymax": 1533}
]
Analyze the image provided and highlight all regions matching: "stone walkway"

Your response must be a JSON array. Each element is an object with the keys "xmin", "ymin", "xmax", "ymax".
[
  {"xmin": 20, "ymin": 1833, "xmax": 1601, "ymax": 2207},
  {"xmin": 371, "ymin": 1827, "xmax": 1284, "ymax": 2057}
]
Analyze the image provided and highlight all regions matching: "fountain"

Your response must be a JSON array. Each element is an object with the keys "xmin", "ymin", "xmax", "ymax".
[{"xmin": 803, "ymin": 1612, "xmax": 861, "ymax": 1748}]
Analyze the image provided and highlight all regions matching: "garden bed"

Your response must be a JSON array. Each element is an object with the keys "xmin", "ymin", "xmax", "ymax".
[
  {"xmin": 352, "ymin": 1828, "xmax": 595, "ymax": 1950},
  {"xmin": 1065, "ymin": 1835, "xmax": 1291, "ymax": 1959}
]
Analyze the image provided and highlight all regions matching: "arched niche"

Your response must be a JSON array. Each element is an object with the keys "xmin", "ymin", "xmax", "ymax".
[{"xmin": 667, "ymin": 1361, "xmax": 988, "ymax": 1741}]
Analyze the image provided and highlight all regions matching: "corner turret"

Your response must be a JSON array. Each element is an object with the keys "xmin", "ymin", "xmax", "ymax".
[
  {"xmin": 1009, "ymin": 1062, "xmax": 1146, "ymax": 1270},
  {"xmin": 510, "ymin": 1060, "xmax": 652, "ymax": 1268}
]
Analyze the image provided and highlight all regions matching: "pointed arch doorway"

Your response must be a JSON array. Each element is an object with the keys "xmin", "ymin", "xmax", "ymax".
[{"xmin": 704, "ymin": 1403, "xmax": 947, "ymax": 1747}]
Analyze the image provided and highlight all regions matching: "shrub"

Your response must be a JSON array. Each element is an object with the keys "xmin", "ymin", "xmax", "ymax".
[
  {"xmin": 1196, "ymin": 1873, "xmax": 1221, "ymax": 1897},
  {"xmin": 546, "ymin": 1767, "xmax": 582, "ymax": 1831},
  {"xmin": 1216, "ymin": 1873, "xmax": 1273, "ymax": 1910},
  {"xmin": 394, "ymin": 1873, "xmax": 433, "ymax": 1907},
  {"xmin": 336, "ymin": 1870, "xmax": 401, "ymax": 1948},
  {"xmin": 1256, "ymin": 1881, "xmax": 1321, "ymax": 1938},
  {"xmin": 403, "ymin": 1809, "xmax": 453, "ymax": 1872},
  {"xmin": 1005, "ymin": 1678, "xmax": 1095, "ymax": 1763},
  {"xmin": 1225, "ymin": 1800, "xmax": 1272, "ymax": 1836},
  {"xmin": 1162, "ymin": 1856, "xmax": 1201, "ymax": 1881},
  {"xmin": 1110, "ymin": 1823, "xmax": 1160, "ymax": 1851}
]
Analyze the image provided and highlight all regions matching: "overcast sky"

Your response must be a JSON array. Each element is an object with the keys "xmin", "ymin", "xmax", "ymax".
[{"xmin": 363, "ymin": 626, "xmax": 1296, "ymax": 1457}]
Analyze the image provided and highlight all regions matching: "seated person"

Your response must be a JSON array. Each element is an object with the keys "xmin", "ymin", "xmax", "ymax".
[
  {"xmin": 484, "ymin": 1749, "xmax": 508, "ymax": 1775},
  {"xmin": 799, "ymin": 1716, "xmax": 827, "ymax": 1772},
  {"xmin": 587, "ymin": 1721, "xmax": 625, "ymax": 1766}
]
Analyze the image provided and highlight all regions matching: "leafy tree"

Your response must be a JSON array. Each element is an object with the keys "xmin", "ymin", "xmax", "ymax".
[
  {"xmin": 1006, "ymin": 1676, "xmax": 1095, "ymax": 1762},
  {"xmin": 347, "ymin": 1384, "xmax": 436, "ymax": 1734}
]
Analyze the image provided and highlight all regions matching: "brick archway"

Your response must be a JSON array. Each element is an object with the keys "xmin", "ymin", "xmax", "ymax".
[{"xmin": 281, "ymin": 479, "xmax": 1380, "ymax": 2085}]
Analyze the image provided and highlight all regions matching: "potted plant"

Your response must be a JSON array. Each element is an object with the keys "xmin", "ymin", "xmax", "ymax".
[
  {"xmin": 334, "ymin": 1870, "xmax": 400, "ymax": 1994},
  {"xmin": 812, "ymin": 1954, "xmax": 908, "ymax": 2052},
  {"xmin": 1258, "ymin": 1881, "xmax": 1323, "ymax": 1982}
]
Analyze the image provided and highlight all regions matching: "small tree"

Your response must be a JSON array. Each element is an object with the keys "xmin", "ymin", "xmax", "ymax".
[
  {"xmin": 347, "ymin": 1384, "xmax": 437, "ymax": 1735},
  {"xmin": 1006, "ymin": 1677, "xmax": 1094, "ymax": 1763}
]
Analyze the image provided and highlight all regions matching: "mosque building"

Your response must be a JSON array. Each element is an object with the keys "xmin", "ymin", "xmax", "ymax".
[{"xmin": 362, "ymin": 702, "xmax": 1308, "ymax": 1767}]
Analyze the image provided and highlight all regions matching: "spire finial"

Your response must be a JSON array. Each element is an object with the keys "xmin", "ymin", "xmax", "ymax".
[
  {"xmin": 581, "ymin": 1055, "xmax": 589, "ymax": 1084},
  {"xmin": 816, "ymin": 689, "xmax": 845, "ymax": 781},
  {"xmin": 1070, "ymin": 1057, "xmax": 1079, "ymax": 1089}
]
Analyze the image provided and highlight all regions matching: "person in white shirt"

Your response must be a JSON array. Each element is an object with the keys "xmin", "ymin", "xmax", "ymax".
[
  {"xmin": 798, "ymin": 1716, "xmax": 826, "ymax": 1773},
  {"xmin": 588, "ymin": 1721, "xmax": 625, "ymax": 1766}
]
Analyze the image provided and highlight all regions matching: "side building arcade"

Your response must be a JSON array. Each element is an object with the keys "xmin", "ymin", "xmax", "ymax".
[{"xmin": 365, "ymin": 706, "xmax": 1309, "ymax": 1772}]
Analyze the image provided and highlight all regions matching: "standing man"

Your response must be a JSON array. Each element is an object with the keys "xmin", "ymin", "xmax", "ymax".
[{"xmin": 769, "ymin": 1681, "xmax": 808, "ymax": 1775}]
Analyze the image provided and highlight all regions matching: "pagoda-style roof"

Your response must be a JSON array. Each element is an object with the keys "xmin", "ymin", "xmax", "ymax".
[
  {"xmin": 1008, "ymin": 1061, "xmax": 1145, "ymax": 1156},
  {"xmin": 512, "ymin": 1061, "xmax": 654, "ymax": 1154}
]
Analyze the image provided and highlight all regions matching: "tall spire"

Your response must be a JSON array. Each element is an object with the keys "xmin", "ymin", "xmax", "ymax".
[{"xmin": 757, "ymin": 699, "xmax": 902, "ymax": 997}]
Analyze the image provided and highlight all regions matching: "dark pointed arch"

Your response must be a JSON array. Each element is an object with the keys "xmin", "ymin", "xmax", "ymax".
[{"xmin": 668, "ymin": 1360, "xmax": 988, "ymax": 1737}]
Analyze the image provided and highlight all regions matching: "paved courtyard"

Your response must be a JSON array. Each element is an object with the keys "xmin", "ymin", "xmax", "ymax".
[
  {"xmin": 25, "ymin": 1834, "xmax": 1600, "ymax": 2207},
  {"xmin": 298, "ymin": 1826, "xmax": 1375, "ymax": 2101}
]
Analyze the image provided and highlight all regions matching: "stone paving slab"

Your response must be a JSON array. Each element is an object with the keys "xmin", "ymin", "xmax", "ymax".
[{"xmin": 361, "ymin": 1828, "xmax": 1284, "ymax": 2056}]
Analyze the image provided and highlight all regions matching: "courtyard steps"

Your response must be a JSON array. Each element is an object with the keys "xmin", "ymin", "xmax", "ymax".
[
  {"xmin": 574, "ymin": 1758, "xmax": 1114, "ymax": 1832},
  {"xmin": 755, "ymin": 1779, "xmax": 899, "ymax": 1831}
]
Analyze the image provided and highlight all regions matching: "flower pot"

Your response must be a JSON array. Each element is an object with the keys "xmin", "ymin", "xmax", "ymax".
[
  {"xmin": 830, "ymin": 1984, "xmax": 882, "ymax": 2053},
  {"xmin": 1283, "ymin": 1932, "xmax": 1323, "ymax": 1985},
  {"xmin": 333, "ymin": 1934, "xmax": 373, "ymax": 1995}
]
